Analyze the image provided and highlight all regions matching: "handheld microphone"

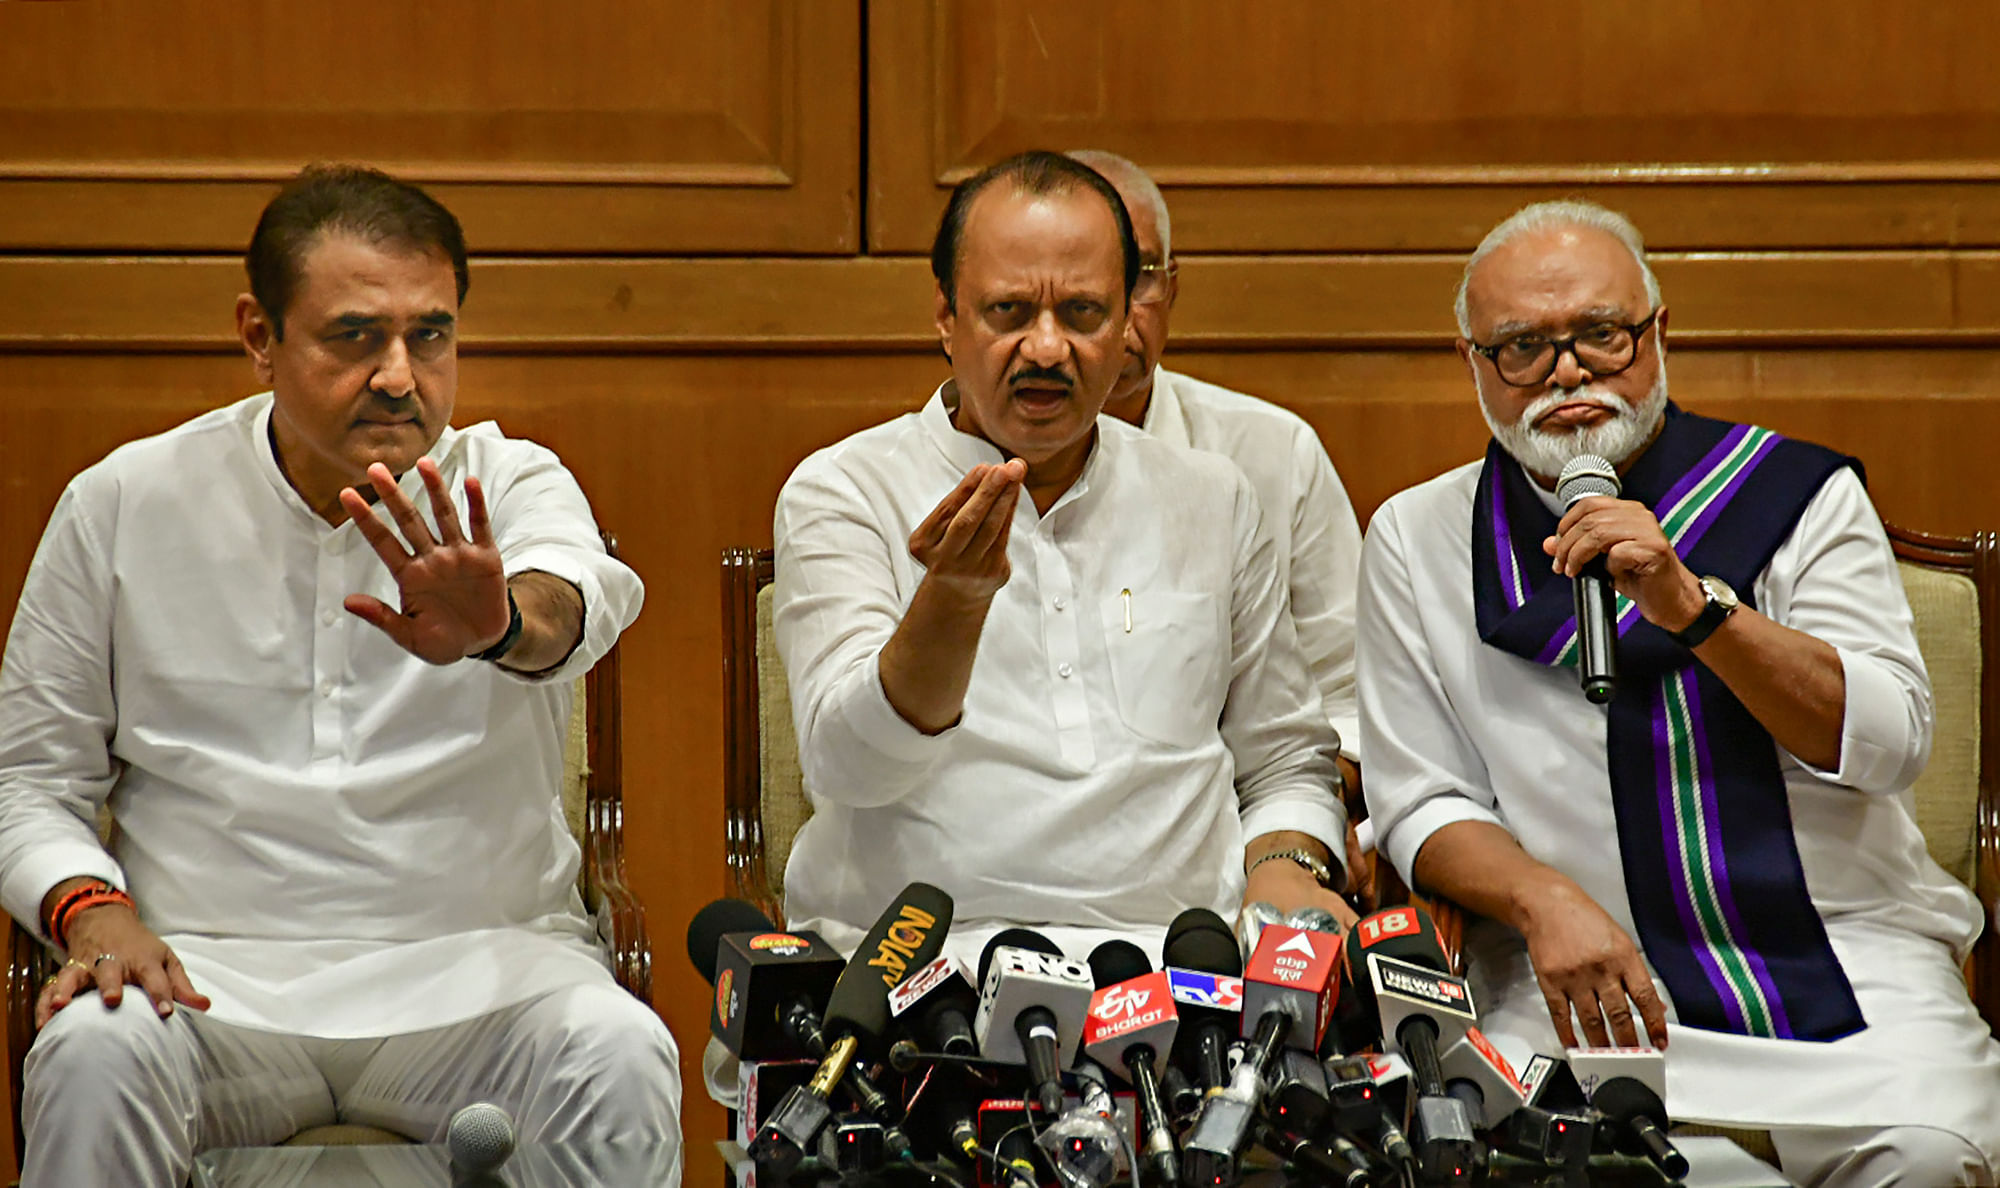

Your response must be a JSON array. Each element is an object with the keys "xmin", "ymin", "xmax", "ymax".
[
  {"xmin": 686, "ymin": 898, "xmax": 844, "ymax": 1061},
  {"xmin": 1235, "ymin": 900, "xmax": 1285, "ymax": 964},
  {"xmin": 447, "ymin": 1102, "xmax": 515, "ymax": 1181},
  {"xmin": 1437, "ymin": 1027, "xmax": 1528, "ymax": 1130},
  {"xmin": 1557, "ymin": 454, "xmax": 1621, "ymax": 704},
  {"xmin": 749, "ymin": 883, "xmax": 952, "ymax": 1175},
  {"xmin": 1162, "ymin": 908, "xmax": 1243, "ymax": 1099},
  {"xmin": 1341, "ymin": 907, "xmax": 1483, "ymax": 1183},
  {"xmin": 972, "ymin": 929, "xmax": 1094, "ymax": 1118},
  {"xmin": 887, "ymin": 952, "xmax": 980, "ymax": 1055},
  {"xmin": 1084, "ymin": 940, "xmax": 1181, "ymax": 1187},
  {"xmin": 1593, "ymin": 1076, "xmax": 1688, "ymax": 1180}
]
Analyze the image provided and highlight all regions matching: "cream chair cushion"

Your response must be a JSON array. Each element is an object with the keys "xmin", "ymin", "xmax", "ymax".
[
  {"xmin": 756, "ymin": 584, "xmax": 811, "ymax": 911},
  {"xmin": 1898, "ymin": 560, "xmax": 1982, "ymax": 887}
]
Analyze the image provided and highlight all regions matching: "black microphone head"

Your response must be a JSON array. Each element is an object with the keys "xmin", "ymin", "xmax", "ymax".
[
  {"xmin": 1556, "ymin": 454, "xmax": 1620, "ymax": 507},
  {"xmin": 1163, "ymin": 907, "xmax": 1241, "ymax": 976},
  {"xmin": 978, "ymin": 927, "xmax": 1062, "ymax": 985},
  {"xmin": 824, "ymin": 883, "xmax": 954, "ymax": 1048},
  {"xmin": 686, "ymin": 898, "xmax": 776, "ymax": 984},
  {"xmin": 1591, "ymin": 1076, "xmax": 1667, "ymax": 1127},
  {"xmin": 1086, "ymin": 939, "xmax": 1152, "ymax": 988}
]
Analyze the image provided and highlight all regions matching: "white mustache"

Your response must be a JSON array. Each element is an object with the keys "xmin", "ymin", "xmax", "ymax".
[{"xmin": 1522, "ymin": 386, "xmax": 1625, "ymax": 425}]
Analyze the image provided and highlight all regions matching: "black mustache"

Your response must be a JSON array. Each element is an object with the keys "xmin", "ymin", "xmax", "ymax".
[{"xmin": 1006, "ymin": 366, "xmax": 1074, "ymax": 390}]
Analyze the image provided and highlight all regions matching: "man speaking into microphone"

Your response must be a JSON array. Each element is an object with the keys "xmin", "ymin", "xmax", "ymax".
[
  {"xmin": 771, "ymin": 150, "xmax": 1352, "ymax": 969},
  {"xmin": 1356, "ymin": 199, "xmax": 2000, "ymax": 1186}
]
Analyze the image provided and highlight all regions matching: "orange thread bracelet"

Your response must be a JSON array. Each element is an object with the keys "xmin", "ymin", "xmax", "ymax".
[
  {"xmin": 44, "ymin": 880, "xmax": 113, "ymax": 940},
  {"xmin": 52, "ymin": 888, "xmax": 134, "ymax": 951}
]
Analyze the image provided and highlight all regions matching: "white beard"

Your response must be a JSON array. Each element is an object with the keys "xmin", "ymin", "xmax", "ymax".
[{"xmin": 1483, "ymin": 370, "xmax": 1670, "ymax": 479}]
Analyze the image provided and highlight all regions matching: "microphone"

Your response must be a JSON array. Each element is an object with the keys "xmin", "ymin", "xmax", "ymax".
[
  {"xmin": 748, "ymin": 883, "xmax": 952, "ymax": 1175},
  {"xmin": 886, "ymin": 952, "xmax": 980, "ymax": 1055},
  {"xmin": 686, "ymin": 898, "xmax": 844, "ymax": 1061},
  {"xmin": 1341, "ymin": 907, "xmax": 1483, "ymax": 1183},
  {"xmin": 1235, "ymin": 900, "xmax": 1285, "ymax": 964},
  {"xmin": 1593, "ymin": 1076, "xmax": 1689, "ymax": 1180},
  {"xmin": 972, "ymin": 929, "xmax": 1095, "ymax": 1118},
  {"xmin": 1183, "ymin": 923, "xmax": 1342, "ymax": 1187},
  {"xmin": 1036, "ymin": 1061, "xmax": 1125, "ymax": 1188},
  {"xmin": 447, "ymin": 1102, "xmax": 515, "ymax": 1181},
  {"xmin": 1083, "ymin": 939, "xmax": 1182, "ymax": 1187},
  {"xmin": 1161, "ymin": 908, "xmax": 1243, "ymax": 1101},
  {"xmin": 1557, "ymin": 454, "xmax": 1621, "ymax": 704},
  {"xmin": 1437, "ymin": 1027, "xmax": 1528, "ymax": 1131}
]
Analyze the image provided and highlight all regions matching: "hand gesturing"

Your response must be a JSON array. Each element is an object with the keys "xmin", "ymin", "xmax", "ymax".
[{"xmin": 340, "ymin": 458, "xmax": 511, "ymax": 664}]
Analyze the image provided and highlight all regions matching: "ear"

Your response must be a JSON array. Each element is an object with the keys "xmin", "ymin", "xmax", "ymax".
[
  {"xmin": 236, "ymin": 294, "xmax": 278, "ymax": 386},
  {"xmin": 1454, "ymin": 337, "xmax": 1479, "ymax": 384},
  {"xmin": 933, "ymin": 284, "xmax": 955, "ymax": 362},
  {"xmin": 1654, "ymin": 306, "xmax": 1669, "ymax": 360}
]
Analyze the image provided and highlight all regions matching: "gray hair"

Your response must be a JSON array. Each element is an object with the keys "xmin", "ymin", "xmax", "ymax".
[
  {"xmin": 1066, "ymin": 150, "xmax": 1171, "ymax": 259},
  {"xmin": 1454, "ymin": 199, "xmax": 1662, "ymax": 337}
]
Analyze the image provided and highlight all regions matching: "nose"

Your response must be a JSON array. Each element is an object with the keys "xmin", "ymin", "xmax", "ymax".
[
  {"xmin": 1021, "ymin": 309, "xmax": 1066, "ymax": 367},
  {"xmin": 1548, "ymin": 342, "xmax": 1593, "ymax": 390},
  {"xmin": 371, "ymin": 337, "xmax": 415, "ymax": 398}
]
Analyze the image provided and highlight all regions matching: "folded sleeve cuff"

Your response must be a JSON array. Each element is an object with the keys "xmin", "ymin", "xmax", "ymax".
[
  {"xmin": 840, "ymin": 657, "xmax": 955, "ymax": 766},
  {"xmin": 3, "ymin": 844, "xmax": 125, "ymax": 946},
  {"xmin": 1806, "ymin": 646, "xmax": 1922, "ymax": 792},
  {"xmin": 497, "ymin": 545, "xmax": 641, "ymax": 686},
  {"xmin": 1380, "ymin": 795, "xmax": 1507, "ymax": 891}
]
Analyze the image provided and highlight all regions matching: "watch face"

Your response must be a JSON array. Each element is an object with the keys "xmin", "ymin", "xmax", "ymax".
[{"xmin": 1702, "ymin": 576, "xmax": 1741, "ymax": 610}]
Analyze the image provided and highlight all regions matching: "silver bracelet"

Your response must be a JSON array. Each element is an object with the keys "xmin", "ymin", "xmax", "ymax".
[{"xmin": 1248, "ymin": 847, "xmax": 1336, "ymax": 889}]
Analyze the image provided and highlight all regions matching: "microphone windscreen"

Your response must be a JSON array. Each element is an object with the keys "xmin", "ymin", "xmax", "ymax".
[
  {"xmin": 1340, "ymin": 904, "xmax": 1451, "ymax": 1032},
  {"xmin": 685, "ymin": 898, "xmax": 776, "ymax": 984},
  {"xmin": 824, "ymin": 882, "xmax": 954, "ymax": 1045},
  {"xmin": 1556, "ymin": 454, "xmax": 1620, "ymax": 507},
  {"xmin": 1591, "ymin": 1076, "xmax": 1667, "ymax": 1127},
  {"xmin": 1086, "ymin": 939, "xmax": 1151, "ymax": 988},
  {"xmin": 1164, "ymin": 908, "xmax": 1242, "ymax": 976},
  {"xmin": 977, "ymin": 926, "xmax": 1062, "ymax": 986},
  {"xmin": 446, "ymin": 1101, "xmax": 516, "ymax": 1174}
]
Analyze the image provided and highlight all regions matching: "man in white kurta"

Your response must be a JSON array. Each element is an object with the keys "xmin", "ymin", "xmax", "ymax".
[
  {"xmin": 0, "ymin": 166, "xmax": 680, "ymax": 1186},
  {"xmin": 774, "ymin": 151, "xmax": 1351, "ymax": 971},
  {"xmin": 1360, "ymin": 199, "xmax": 2000, "ymax": 1186},
  {"xmin": 777, "ymin": 384, "xmax": 1346, "ymax": 966}
]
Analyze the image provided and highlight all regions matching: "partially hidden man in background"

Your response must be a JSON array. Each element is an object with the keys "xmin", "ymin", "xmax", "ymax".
[
  {"xmin": 773, "ymin": 151, "xmax": 1354, "ymax": 967},
  {"xmin": 1066, "ymin": 150, "xmax": 1369, "ymax": 889},
  {"xmin": 1357, "ymin": 199, "xmax": 2000, "ymax": 1186},
  {"xmin": 0, "ymin": 165, "xmax": 681, "ymax": 1186}
]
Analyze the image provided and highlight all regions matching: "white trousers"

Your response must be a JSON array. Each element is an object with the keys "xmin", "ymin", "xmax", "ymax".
[
  {"xmin": 1770, "ymin": 1123, "xmax": 1996, "ymax": 1188},
  {"xmin": 21, "ymin": 980, "xmax": 682, "ymax": 1188}
]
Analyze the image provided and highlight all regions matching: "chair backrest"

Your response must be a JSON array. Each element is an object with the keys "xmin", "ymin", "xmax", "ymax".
[
  {"xmin": 1886, "ymin": 523, "xmax": 1998, "ymax": 1029},
  {"xmin": 723, "ymin": 548, "xmax": 812, "ymax": 924}
]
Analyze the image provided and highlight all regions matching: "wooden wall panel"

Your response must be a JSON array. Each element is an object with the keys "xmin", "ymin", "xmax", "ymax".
[
  {"xmin": 869, "ymin": 0, "xmax": 2000, "ymax": 252},
  {"xmin": 0, "ymin": 0, "xmax": 861, "ymax": 253}
]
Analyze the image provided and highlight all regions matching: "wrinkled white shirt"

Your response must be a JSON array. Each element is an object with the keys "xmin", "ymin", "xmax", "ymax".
[
  {"xmin": 1144, "ymin": 367, "xmax": 1363, "ymax": 756},
  {"xmin": 774, "ymin": 384, "xmax": 1345, "ymax": 967},
  {"xmin": 1360, "ymin": 457, "xmax": 2000, "ymax": 1132},
  {"xmin": 0, "ymin": 393, "xmax": 643, "ymax": 1038}
]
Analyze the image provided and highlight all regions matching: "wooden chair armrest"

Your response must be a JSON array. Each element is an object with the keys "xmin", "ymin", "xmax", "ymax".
[
  {"xmin": 8, "ymin": 920, "xmax": 53, "ymax": 1163},
  {"xmin": 585, "ymin": 800, "xmax": 652, "ymax": 1005}
]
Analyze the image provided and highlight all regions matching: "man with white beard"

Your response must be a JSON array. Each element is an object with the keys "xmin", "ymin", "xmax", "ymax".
[{"xmin": 1357, "ymin": 199, "xmax": 2000, "ymax": 1186}]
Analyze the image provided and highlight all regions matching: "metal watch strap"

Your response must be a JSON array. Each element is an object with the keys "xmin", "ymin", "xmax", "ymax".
[
  {"xmin": 471, "ymin": 589, "xmax": 523, "ymax": 663},
  {"xmin": 1249, "ymin": 847, "xmax": 1335, "ymax": 889}
]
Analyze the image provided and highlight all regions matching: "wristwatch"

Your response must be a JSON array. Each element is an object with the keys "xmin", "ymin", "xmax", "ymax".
[
  {"xmin": 1249, "ymin": 847, "xmax": 1337, "ymax": 890},
  {"xmin": 1669, "ymin": 575, "xmax": 1740, "ymax": 649}
]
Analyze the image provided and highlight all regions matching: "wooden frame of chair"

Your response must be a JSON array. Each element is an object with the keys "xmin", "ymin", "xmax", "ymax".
[
  {"xmin": 721, "ymin": 546, "xmax": 784, "ymax": 925},
  {"xmin": 2, "ymin": 531, "xmax": 649, "ymax": 1160}
]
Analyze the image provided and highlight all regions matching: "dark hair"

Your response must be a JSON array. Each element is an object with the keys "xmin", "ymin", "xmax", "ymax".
[
  {"xmin": 245, "ymin": 163, "xmax": 470, "ymax": 339},
  {"xmin": 929, "ymin": 150, "xmax": 1140, "ymax": 309}
]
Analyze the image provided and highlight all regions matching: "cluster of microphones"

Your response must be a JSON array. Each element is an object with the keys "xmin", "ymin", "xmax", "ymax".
[{"xmin": 691, "ymin": 883, "xmax": 1690, "ymax": 1187}]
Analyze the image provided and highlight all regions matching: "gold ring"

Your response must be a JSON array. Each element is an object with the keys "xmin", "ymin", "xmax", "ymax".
[
  {"xmin": 40, "ymin": 974, "xmax": 57, "ymax": 990},
  {"xmin": 61, "ymin": 958, "xmax": 89, "ymax": 973}
]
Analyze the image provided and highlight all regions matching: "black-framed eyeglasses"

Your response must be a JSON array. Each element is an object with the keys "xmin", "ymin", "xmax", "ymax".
[
  {"xmin": 1133, "ymin": 259, "xmax": 1178, "ymax": 306},
  {"xmin": 1470, "ymin": 310, "xmax": 1660, "ymax": 386}
]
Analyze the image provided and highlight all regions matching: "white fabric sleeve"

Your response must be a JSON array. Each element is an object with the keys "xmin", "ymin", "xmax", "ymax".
[
  {"xmin": 1220, "ymin": 475, "xmax": 1349, "ymax": 879},
  {"xmin": 1283, "ymin": 423, "xmax": 1365, "ymax": 761},
  {"xmin": 1356, "ymin": 499, "xmax": 1509, "ymax": 886},
  {"xmin": 771, "ymin": 456, "xmax": 946, "ymax": 810},
  {"xmin": 0, "ymin": 481, "xmax": 130, "ymax": 940},
  {"xmin": 1757, "ymin": 467, "xmax": 1932, "ymax": 793},
  {"xmin": 482, "ymin": 441, "xmax": 643, "ymax": 686}
]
